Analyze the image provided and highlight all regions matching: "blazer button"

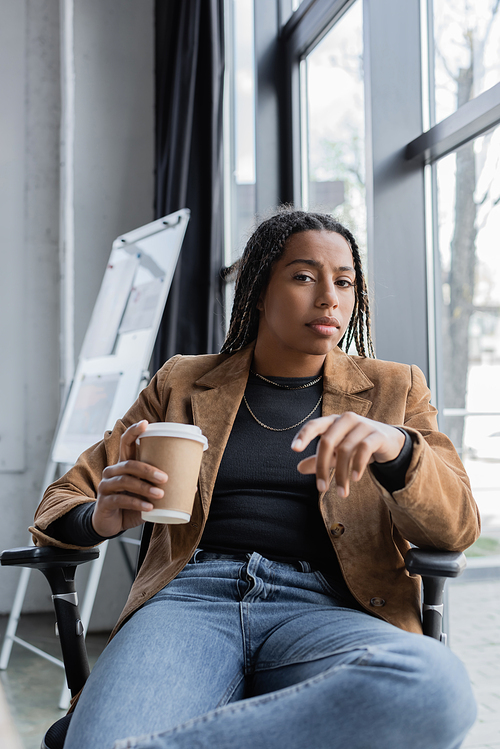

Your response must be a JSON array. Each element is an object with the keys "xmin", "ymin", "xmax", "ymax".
[
  {"xmin": 330, "ymin": 523, "xmax": 345, "ymax": 537},
  {"xmin": 370, "ymin": 597, "xmax": 386, "ymax": 607}
]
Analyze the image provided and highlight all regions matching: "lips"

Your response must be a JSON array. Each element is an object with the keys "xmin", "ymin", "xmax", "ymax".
[
  {"xmin": 306, "ymin": 316, "xmax": 341, "ymax": 336},
  {"xmin": 307, "ymin": 316, "xmax": 340, "ymax": 327}
]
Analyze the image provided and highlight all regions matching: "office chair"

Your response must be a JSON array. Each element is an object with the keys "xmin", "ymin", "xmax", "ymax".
[{"xmin": 1, "ymin": 537, "xmax": 466, "ymax": 749}]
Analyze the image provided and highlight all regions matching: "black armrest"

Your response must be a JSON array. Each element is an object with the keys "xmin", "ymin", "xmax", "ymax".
[
  {"xmin": 405, "ymin": 548, "xmax": 466, "ymax": 642},
  {"xmin": 1, "ymin": 546, "xmax": 99, "ymax": 570},
  {"xmin": 405, "ymin": 548, "xmax": 466, "ymax": 578},
  {"xmin": 1, "ymin": 545, "xmax": 99, "ymax": 696}
]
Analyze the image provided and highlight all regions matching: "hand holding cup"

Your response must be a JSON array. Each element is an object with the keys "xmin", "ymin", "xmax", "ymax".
[{"xmin": 92, "ymin": 420, "xmax": 169, "ymax": 538}]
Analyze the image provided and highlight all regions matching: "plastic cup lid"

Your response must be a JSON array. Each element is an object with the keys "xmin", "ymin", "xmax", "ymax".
[{"xmin": 138, "ymin": 422, "xmax": 208, "ymax": 450}]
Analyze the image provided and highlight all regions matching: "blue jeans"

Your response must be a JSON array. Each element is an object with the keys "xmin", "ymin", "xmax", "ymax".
[{"xmin": 63, "ymin": 552, "xmax": 476, "ymax": 749}]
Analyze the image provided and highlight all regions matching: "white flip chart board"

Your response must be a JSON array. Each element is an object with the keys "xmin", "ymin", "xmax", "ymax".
[{"xmin": 52, "ymin": 209, "xmax": 190, "ymax": 464}]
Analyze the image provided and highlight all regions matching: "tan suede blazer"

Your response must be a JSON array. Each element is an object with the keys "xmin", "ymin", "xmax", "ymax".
[{"xmin": 31, "ymin": 344, "xmax": 480, "ymax": 636}]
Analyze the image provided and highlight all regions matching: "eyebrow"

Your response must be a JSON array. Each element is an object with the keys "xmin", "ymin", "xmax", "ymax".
[{"xmin": 285, "ymin": 258, "xmax": 355, "ymax": 273}]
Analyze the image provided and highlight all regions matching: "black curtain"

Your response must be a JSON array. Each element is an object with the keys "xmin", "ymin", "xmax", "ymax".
[{"xmin": 153, "ymin": 0, "xmax": 225, "ymax": 372}]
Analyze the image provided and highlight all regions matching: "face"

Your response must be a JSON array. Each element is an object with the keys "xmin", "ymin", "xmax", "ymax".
[{"xmin": 254, "ymin": 230, "xmax": 356, "ymax": 371}]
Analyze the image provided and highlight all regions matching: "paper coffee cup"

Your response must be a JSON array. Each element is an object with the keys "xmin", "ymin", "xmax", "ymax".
[{"xmin": 136, "ymin": 423, "xmax": 208, "ymax": 524}]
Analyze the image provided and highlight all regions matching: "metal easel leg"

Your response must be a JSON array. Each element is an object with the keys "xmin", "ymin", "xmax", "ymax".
[
  {"xmin": 0, "ymin": 566, "xmax": 32, "ymax": 670},
  {"xmin": 0, "ymin": 462, "xmax": 59, "ymax": 672}
]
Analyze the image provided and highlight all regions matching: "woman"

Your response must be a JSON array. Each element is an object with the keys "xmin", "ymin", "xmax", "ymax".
[{"xmin": 32, "ymin": 210, "xmax": 479, "ymax": 749}]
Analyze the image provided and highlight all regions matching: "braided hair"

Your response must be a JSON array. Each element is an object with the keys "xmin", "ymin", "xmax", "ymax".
[{"xmin": 221, "ymin": 209, "xmax": 374, "ymax": 358}]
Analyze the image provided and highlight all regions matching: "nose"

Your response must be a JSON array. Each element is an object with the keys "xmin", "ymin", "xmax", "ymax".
[{"xmin": 316, "ymin": 281, "xmax": 339, "ymax": 309}]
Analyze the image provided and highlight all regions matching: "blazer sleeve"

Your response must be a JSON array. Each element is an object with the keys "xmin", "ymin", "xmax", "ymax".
[
  {"xmin": 370, "ymin": 364, "xmax": 481, "ymax": 551},
  {"xmin": 30, "ymin": 355, "xmax": 182, "ymax": 549}
]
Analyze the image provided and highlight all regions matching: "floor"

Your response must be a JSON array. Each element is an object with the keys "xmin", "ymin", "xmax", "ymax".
[
  {"xmin": 1, "ymin": 579, "xmax": 500, "ymax": 749},
  {"xmin": 0, "ymin": 613, "xmax": 107, "ymax": 749},
  {"xmin": 449, "ymin": 579, "xmax": 500, "ymax": 749}
]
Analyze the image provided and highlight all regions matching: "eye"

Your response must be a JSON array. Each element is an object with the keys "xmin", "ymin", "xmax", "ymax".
[
  {"xmin": 335, "ymin": 278, "xmax": 355, "ymax": 289},
  {"xmin": 293, "ymin": 273, "xmax": 314, "ymax": 282}
]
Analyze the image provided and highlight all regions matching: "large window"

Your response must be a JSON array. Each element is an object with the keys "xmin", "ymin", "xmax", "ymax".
[
  {"xmin": 432, "ymin": 0, "xmax": 500, "ymax": 124},
  {"xmin": 302, "ymin": 1, "xmax": 366, "ymax": 251},
  {"xmin": 419, "ymin": 0, "xmax": 500, "ymax": 554},
  {"xmin": 225, "ymin": 0, "xmax": 257, "ymax": 267},
  {"xmin": 223, "ymin": 0, "xmax": 257, "ymax": 329},
  {"xmin": 420, "ymin": 7, "xmax": 500, "ymax": 733},
  {"xmin": 434, "ymin": 122, "xmax": 500, "ymax": 549},
  {"xmin": 230, "ymin": 1, "xmax": 500, "ymax": 743}
]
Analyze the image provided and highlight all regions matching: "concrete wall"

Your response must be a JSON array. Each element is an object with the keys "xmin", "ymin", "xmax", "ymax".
[
  {"xmin": 73, "ymin": 0, "xmax": 155, "ymax": 355},
  {"xmin": 0, "ymin": 0, "xmax": 154, "ymax": 632},
  {"xmin": 0, "ymin": 0, "xmax": 62, "ymax": 616},
  {"xmin": 0, "ymin": 0, "xmax": 28, "ymax": 475}
]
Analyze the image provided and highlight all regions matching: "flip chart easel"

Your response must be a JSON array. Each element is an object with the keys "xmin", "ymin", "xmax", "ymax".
[{"xmin": 1, "ymin": 209, "xmax": 190, "ymax": 708}]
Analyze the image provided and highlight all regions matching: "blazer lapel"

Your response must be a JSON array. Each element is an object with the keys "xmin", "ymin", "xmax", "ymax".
[
  {"xmin": 191, "ymin": 345, "xmax": 254, "ymax": 514},
  {"xmin": 322, "ymin": 347, "xmax": 374, "ymax": 418}
]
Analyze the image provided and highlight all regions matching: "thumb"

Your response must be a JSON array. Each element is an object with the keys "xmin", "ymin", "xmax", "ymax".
[{"xmin": 119, "ymin": 420, "xmax": 148, "ymax": 462}]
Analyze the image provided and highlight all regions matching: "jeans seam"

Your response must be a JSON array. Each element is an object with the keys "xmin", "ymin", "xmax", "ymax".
[
  {"xmin": 120, "ymin": 660, "xmax": 366, "ymax": 747},
  {"xmin": 215, "ymin": 671, "xmax": 246, "ymax": 708},
  {"xmin": 254, "ymin": 646, "xmax": 373, "ymax": 672},
  {"xmin": 240, "ymin": 602, "xmax": 252, "ymax": 675}
]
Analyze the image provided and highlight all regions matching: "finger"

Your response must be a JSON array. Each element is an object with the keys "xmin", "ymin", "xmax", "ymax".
[
  {"xmin": 103, "ymin": 459, "xmax": 168, "ymax": 486},
  {"xmin": 296, "ymin": 455, "xmax": 318, "ymax": 475},
  {"xmin": 350, "ymin": 432, "xmax": 383, "ymax": 482},
  {"xmin": 333, "ymin": 423, "xmax": 375, "ymax": 496},
  {"xmin": 101, "ymin": 472, "xmax": 165, "ymax": 502},
  {"xmin": 119, "ymin": 420, "xmax": 149, "ymax": 463},
  {"xmin": 291, "ymin": 415, "xmax": 338, "ymax": 452},
  {"xmin": 297, "ymin": 440, "xmax": 372, "ymax": 487},
  {"xmin": 314, "ymin": 414, "xmax": 364, "ymax": 492},
  {"xmin": 99, "ymin": 492, "xmax": 154, "ymax": 514}
]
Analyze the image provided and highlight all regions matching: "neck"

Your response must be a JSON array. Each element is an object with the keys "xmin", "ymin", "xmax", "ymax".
[{"xmin": 252, "ymin": 343, "xmax": 326, "ymax": 378}]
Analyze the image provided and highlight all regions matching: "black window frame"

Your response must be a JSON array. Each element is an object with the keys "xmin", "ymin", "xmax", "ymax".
[{"xmin": 249, "ymin": 0, "xmax": 500, "ymax": 387}]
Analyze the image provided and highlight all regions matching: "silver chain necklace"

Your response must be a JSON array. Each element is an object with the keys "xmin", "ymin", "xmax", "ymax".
[
  {"xmin": 243, "ymin": 393, "xmax": 323, "ymax": 432},
  {"xmin": 251, "ymin": 370, "xmax": 322, "ymax": 390}
]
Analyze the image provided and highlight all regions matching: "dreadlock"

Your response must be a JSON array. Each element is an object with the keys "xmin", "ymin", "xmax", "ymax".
[{"xmin": 221, "ymin": 208, "xmax": 375, "ymax": 358}]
